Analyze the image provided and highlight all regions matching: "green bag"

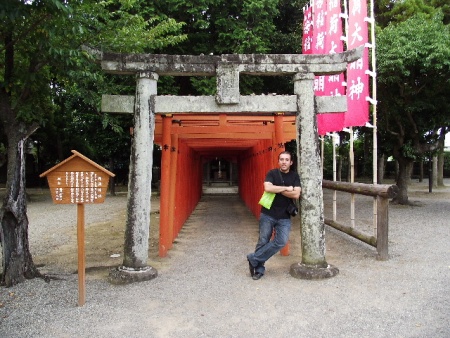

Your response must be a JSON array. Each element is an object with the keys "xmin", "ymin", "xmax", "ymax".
[{"xmin": 258, "ymin": 191, "xmax": 276, "ymax": 209}]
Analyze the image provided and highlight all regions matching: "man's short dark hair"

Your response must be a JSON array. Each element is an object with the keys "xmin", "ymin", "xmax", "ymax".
[{"xmin": 278, "ymin": 151, "xmax": 292, "ymax": 160}]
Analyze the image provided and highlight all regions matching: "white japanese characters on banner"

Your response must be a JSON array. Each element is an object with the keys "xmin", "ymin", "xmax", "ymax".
[
  {"xmin": 302, "ymin": 5, "xmax": 313, "ymax": 55},
  {"xmin": 345, "ymin": 0, "xmax": 369, "ymax": 127},
  {"xmin": 312, "ymin": 0, "xmax": 326, "ymax": 54}
]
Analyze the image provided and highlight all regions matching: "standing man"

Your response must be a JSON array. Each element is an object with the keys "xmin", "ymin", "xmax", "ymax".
[{"xmin": 247, "ymin": 151, "xmax": 301, "ymax": 280}]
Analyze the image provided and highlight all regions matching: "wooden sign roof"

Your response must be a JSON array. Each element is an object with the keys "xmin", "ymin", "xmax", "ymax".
[{"xmin": 40, "ymin": 150, "xmax": 115, "ymax": 204}]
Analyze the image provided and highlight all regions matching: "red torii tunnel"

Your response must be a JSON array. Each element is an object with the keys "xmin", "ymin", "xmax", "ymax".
[{"xmin": 153, "ymin": 113, "xmax": 296, "ymax": 257}]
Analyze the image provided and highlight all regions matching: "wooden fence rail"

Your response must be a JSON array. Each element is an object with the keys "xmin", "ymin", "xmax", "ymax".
[{"xmin": 322, "ymin": 180, "xmax": 399, "ymax": 261}]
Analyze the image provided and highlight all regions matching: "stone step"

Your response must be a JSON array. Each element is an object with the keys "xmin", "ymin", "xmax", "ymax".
[{"xmin": 202, "ymin": 185, "xmax": 238, "ymax": 195}]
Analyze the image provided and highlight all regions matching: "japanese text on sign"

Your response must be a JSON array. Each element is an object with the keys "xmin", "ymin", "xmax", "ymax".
[{"xmin": 54, "ymin": 171, "xmax": 103, "ymax": 203}]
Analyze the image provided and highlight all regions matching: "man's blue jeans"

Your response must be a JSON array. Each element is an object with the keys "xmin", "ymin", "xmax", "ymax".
[{"xmin": 247, "ymin": 213, "xmax": 291, "ymax": 275}]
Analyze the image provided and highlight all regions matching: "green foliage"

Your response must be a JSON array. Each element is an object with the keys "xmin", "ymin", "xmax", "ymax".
[
  {"xmin": 321, "ymin": 134, "xmax": 350, "ymax": 180},
  {"xmin": 271, "ymin": 0, "xmax": 304, "ymax": 54},
  {"xmin": 378, "ymin": 14, "xmax": 450, "ymax": 80},
  {"xmin": 375, "ymin": 8, "xmax": 450, "ymax": 199},
  {"xmin": 189, "ymin": 77, "xmax": 216, "ymax": 95},
  {"xmin": 0, "ymin": 0, "xmax": 189, "ymax": 180},
  {"xmin": 431, "ymin": 0, "xmax": 450, "ymax": 24},
  {"xmin": 375, "ymin": 0, "xmax": 442, "ymax": 27},
  {"xmin": 401, "ymin": 141, "xmax": 418, "ymax": 160},
  {"xmin": 214, "ymin": 0, "xmax": 279, "ymax": 54},
  {"xmin": 150, "ymin": 0, "xmax": 301, "ymax": 55},
  {"xmin": 83, "ymin": 1, "xmax": 187, "ymax": 53},
  {"xmin": 0, "ymin": 1, "xmax": 69, "ymax": 126},
  {"xmin": 377, "ymin": 13, "xmax": 450, "ymax": 160},
  {"xmin": 321, "ymin": 137, "xmax": 336, "ymax": 180}
]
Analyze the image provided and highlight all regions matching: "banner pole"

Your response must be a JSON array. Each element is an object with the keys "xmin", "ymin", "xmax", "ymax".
[{"xmin": 369, "ymin": 0, "xmax": 378, "ymax": 235}]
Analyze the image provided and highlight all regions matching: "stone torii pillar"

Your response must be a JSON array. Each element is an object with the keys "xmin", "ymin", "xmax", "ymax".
[
  {"xmin": 290, "ymin": 73, "xmax": 339, "ymax": 279},
  {"xmin": 108, "ymin": 72, "xmax": 158, "ymax": 284}
]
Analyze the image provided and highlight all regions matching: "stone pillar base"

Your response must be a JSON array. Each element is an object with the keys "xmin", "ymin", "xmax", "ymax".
[
  {"xmin": 289, "ymin": 262, "xmax": 339, "ymax": 280},
  {"xmin": 108, "ymin": 265, "xmax": 158, "ymax": 285}
]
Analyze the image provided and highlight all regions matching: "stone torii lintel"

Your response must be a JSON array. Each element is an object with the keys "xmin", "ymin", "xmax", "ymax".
[
  {"xmin": 101, "ymin": 94, "xmax": 348, "ymax": 115},
  {"xmin": 89, "ymin": 46, "xmax": 363, "ymax": 105},
  {"xmin": 94, "ymin": 46, "xmax": 363, "ymax": 76}
]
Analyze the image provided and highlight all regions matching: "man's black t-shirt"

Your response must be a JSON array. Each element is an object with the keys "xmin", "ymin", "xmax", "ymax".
[{"xmin": 261, "ymin": 169, "xmax": 301, "ymax": 220}]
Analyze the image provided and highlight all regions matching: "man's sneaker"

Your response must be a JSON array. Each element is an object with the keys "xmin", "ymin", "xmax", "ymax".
[{"xmin": 252, "ymin": 272, "xmax": 263, "ymax": 280}]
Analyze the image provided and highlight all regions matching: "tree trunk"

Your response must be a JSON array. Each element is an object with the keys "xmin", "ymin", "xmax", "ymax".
[
  {"xmin": 337, "ymin": 156, "xmax": 342, "ymax": 181},
  {"xmin": 0, "ymin": 25, "xmax": 41, "ymax": 286},
  {"xmin": 108, "ymin": 157, "xmax": 116, "ymax": 196},
  {"xmin": 377, "ymin": 153, "xmax": 385, "ymax": 184},
  {"xmin": 394, "ymin": 157, "xmax": 414, "ymax": 205},
  {"xmin": 394, "ymin": 160, "xmax": 399, "ymax": 182},
  {"xmin": 0, "ymin": 128, "xmax": 41, "ymax": 286},
  {"xmin": 437, "ymin": 128, "xmax": 446, "ymax": 187},
  {"xmin": 437, "ymin": 152, "xmax": 444, "ymax": 187},
  {"xmin": 363, "ymin": 131, "xmax": 371, "ymax": 177},
  {"xmin": 432, "ymin": 154, "xmax": 438, "ymax": 188},
  {"xmin": 407, "ymin": 162, "xmax": 412, "ymax": 186},
  {"xmin": 419, "ymin": 160, "xmax": 423, "ymax": 182},
  {"xmin": 109, "ymin": 176, "xmax": 116, "ymax": 196},
  {"xmin": 347, "ymin": 157, "xmax": 350, "ymax": 182},
  {"xmin": 337, "ymin": 132, "xmax": 345, "ymax": 181}
]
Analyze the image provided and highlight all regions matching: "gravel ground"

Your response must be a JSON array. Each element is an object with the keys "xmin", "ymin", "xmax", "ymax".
[{"xmin": 0, "ymin": 180, "xmax": 449, "ymax": 337}]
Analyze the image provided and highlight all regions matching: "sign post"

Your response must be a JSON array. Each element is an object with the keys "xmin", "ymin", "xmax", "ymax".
[
  {"xmin": 77, "ymin": 203, "xmax": 86, "ymax": 305},
  {"xmin": 40, "ymin": 150, "xmax": 115, "ymax": 306}
]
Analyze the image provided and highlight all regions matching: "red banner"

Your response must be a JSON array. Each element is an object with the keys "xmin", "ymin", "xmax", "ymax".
[{"xmin": 345, "ymin": 0, "xmax": 369, "ymax": 127}]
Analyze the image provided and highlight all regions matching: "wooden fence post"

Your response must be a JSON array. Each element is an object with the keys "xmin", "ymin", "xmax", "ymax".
[{"xmin": 376, "ymin": 196, "xmax": 389, "ymax": 261}]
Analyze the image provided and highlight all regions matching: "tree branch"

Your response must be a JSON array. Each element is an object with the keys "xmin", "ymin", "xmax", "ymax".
[{"xmin": 404, "ymin": 110, "xmax": 418, "ymax": 134}]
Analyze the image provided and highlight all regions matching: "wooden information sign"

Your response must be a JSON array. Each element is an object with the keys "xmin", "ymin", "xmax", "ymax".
[{"xmin": 40, "ymin": 150, "xmax": 115, "ymax": 306}]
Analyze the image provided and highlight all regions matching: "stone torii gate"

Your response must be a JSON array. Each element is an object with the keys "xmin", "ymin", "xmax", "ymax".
[{"xmin": 93, "ymin": 46, "xmax": 363, "ymax": 283}]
